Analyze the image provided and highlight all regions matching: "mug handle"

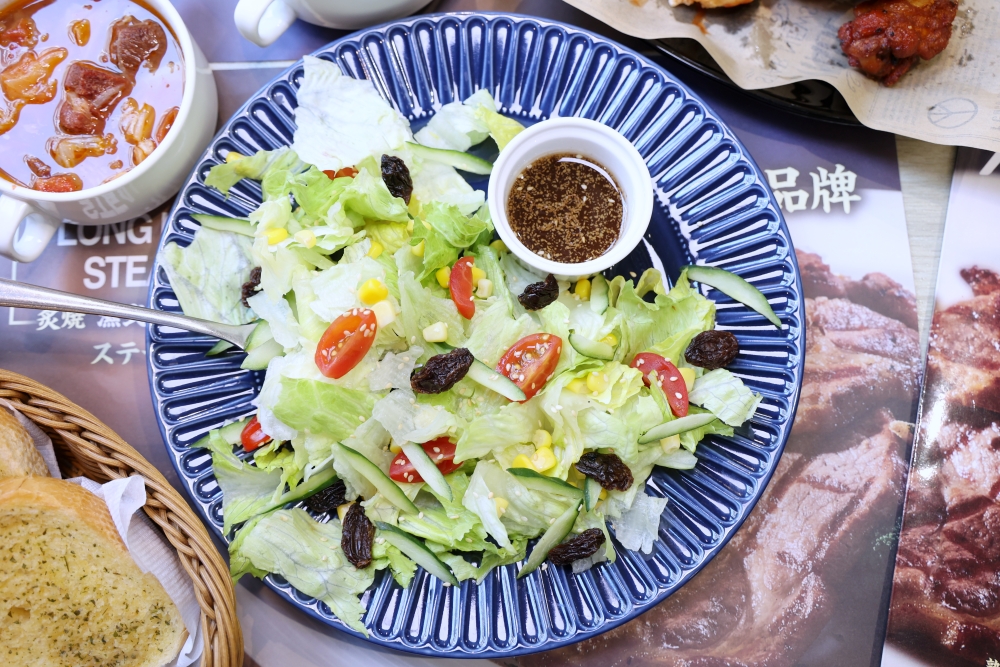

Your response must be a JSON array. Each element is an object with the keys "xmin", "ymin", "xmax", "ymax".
[
  {"xmin": 0, "ymin": 195, "xmax": 61, "ymax": 263},
  {"xmin": 234, "ymin": 0, "xmax": 298, "ymax": 47}
]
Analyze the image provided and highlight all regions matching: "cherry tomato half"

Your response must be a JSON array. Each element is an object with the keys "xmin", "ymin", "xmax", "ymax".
[
  {"xmin": 630, "ymin": 352, "xmax": 689, "ymax": 417},
  {"xmin": 315, "ymin": 308, "xmax": 378, "ymax": 379},
  {"xmin": 323, "ymin": 166, "xmax": 358, "ymax": 179},
  {"xmin": 497, "ymin": 333, "xmax": 562, "ymax": 400},
  {"xmin": 389, "ymin": 437, "xmax": 462, "ymax": 484},
  {"xmin": 240, "ymin": 415, "xmax": 271, "ymax": 452},
  {"xmin": 449, "ymin": 256, "xmax": 476, "ymax": 319}
]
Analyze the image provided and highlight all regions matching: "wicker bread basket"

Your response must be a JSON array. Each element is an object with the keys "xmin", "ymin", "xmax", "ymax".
[{"xmin": 0, "ymin": 369, "xmax": 243, "ymax": 667}]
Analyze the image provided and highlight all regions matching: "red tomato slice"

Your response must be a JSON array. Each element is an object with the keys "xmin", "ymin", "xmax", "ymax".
[
  {"xmin": 240, "ymin": 415, "xmax": 271, "ymax": 452},
  {"xmin": 323, "ymin": 166, "xmax": 358, "ymax": 179},
  {"xmin": 315, "ymin": 308, "xmax": 377, "ymax": 379},
  {"xmin": 449, "ymin": 256, "xmax": 475, "ymax": 319},
  {"xmin": 496, "ymin": 333, "xmax": 562, "ymax": 400},
  {"xmin": 389, "ymin": 437, "xmax": 461, "ymax": 484},
  {"xmin": 630, "ymin": 352, "xmax": 689, "ymax": 417}
]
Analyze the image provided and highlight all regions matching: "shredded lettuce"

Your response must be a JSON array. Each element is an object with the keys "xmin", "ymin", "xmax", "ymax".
[
  {"xmin": 273, "ymin": 377, "xmax": 376, "ymax": 440},
  {"xmin": 689, "ymin": 369, "xmax": 763, "ymax": 427},
  {"xmin": 195, "ymin": 430, "xmax": 282, "ymax": 534},
  {"xmin": 162, "ymin": 229, "xmax": 255, "ymax": 325}
]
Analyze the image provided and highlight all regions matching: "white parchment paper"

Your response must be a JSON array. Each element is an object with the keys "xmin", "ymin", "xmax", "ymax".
[{"xmin": 564, "ymin": 0, "xmax": 999, "ymax": 151}]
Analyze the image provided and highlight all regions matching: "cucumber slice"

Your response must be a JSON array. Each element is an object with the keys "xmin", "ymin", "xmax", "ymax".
[
  {"xmin": 206, "ymin": 340, "xmax": 234, "ymax": 356},
  {"xmin": 375, "ymin": 522, "xmax": 459, "ymax": 586},
  {"xmin": 257, "ymin": 467, "xmax": 339, "ymax": 516},
  {"xmin": 334, "ymin": 443, "xmax": 418, "ymax": 513},
  {"xmin": 466, "ymin": 359, "xmax": 526, "ymax": 401},
  {"xmin": 590, "ymin": 274, "xmax": 609, "ymax": 314},
  {"xmin": 406, "ymin": 142, "xmax": 493, "ymax": 175},
  {"xmin": 219, "ymin": 418, "xmax": 249, "ymax": 446},
  {"xmin": 400, "ymin": 441, "xmax": 453, "ymax": 501},
  {"xmin": 638, "ymin": 413, "xmax": 719, "ymax": 444},
  {"xmin": 241, "ymin": 338, "xmax": 282, "ymax": 370},
  {"xmin": 192, "ymin": 214, "xmax": 255, "ymax": 237},
  {"xmin": 568, "ymin": 333, "xmax": 615, "ymax": 361},
  {"xmin": 245, "ymin": 321, "xmax": 272, "ymax": 351},
  {"xmin": 517, "ymin": 501, "xmax": 581, "ymax": 579},
  {"xmin": 583, "ymin": 477, "xmax": 603, "ymax": 512},
  {"xmin": 507, "ymin": 467, "xmax": 583, "ymax": 499},
  {"xmin": 684, "ymin": 265, "xmax": 781, "ymax": 328}
]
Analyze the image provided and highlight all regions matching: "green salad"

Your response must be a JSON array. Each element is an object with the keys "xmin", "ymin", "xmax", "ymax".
[{"xmin": 163, "ymin": 56, "xmax": 772, "ymax": 634}]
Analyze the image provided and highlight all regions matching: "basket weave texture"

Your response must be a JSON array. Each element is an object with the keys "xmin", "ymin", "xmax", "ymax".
[{"xmin": 0, "ymin": 369, "xmax": 243, "ymax": 667}]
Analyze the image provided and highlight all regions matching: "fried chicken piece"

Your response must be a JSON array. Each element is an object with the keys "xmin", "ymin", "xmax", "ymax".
[{"xmin": 838, "ymin": 0, "xmax": 958, "ymax": 86}]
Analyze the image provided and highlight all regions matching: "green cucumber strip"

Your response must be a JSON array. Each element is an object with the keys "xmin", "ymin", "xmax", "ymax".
[
  {"xmin": 638, "ymin": 413, "xmax": 719, "ymax": 444},
  {"xmin": 192, "ymin": 214, "xmax": 255, "ymax": 237},
  {"xmin": 684, "ymin": 265, "xmax": 781, "ymax": 328},
  {"xmin": 257, "ymin": 467, "xmax": 339, "ymax": 516},
  {"xmin": 583, "ymin": 477, "xmax": 603, "ymax": 512},
  {"xmin": 400, "ymin": 441, "xmax": 453, "ymax": 501},
  {"xmin": 375, "ymin": 522, "xmax": 459, "ymax": 586},
  {"xmin": 507, "ymin": 467, "xmax": 583, "ymax": 499},
  {"xmin": 219, "ymin": 418, "xmax": 249, "ymax": 446},
  {"xmin": 335, "ymin": 443, "xmax": 418, "ymax": 513},
  {"xmin": 406, "ymin": 141, "xmax": 493, "ymax": 175},
  {"xmin": 245, "ymin": 321, "xmax": 273, "ymax": 351},
  {"xmin": 241, "ymin": 338, "xmax": 282, "ymax": 370},
  {"xmin": 206, "ymin": 340, "xmax": 234, "ymax": 356},
  {"xmin": 590, "ymin": 274, "xmax": 609, "ymax": 314},
  {"xmin": 568, "ymin": 333, "xmax": 615, "ymax": 361},
  {"xmin": 466, "ymin": 359, "xmax": 526, "ymax": 401},
  {"xmin": 517, "ymin": 502, "xmax": 581, "ymax": 579}
]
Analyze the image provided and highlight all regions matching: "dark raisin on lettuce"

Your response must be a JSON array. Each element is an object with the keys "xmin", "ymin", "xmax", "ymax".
[
  {"xmin": 684, "ymin": 330, "xmax": 740, "ymax": 370},
  {"xmin": 381, "ymin": 154, "xmax": 412, "ymax": 204},
  {"xmin": 341, "ymin": 503, "xmax": 375, "ymax": 569},
  {"xmin": 575, "ymin": 452, "xmax": 634, "ymax": 491},
  {"xmin": 241, "ymin": 267, "xmax": 261, "ymax": 308},
  {"xmin": 303, "ymin": 479, "xmax": 347, "ymax": 514},
  {"xmin": 410, "ymin": 347, "xmax": 474, "ymax": 394},
  {"xmin": 518, "ymin": 274, "xmax": 559, "ymax": 311},
  {"xmin": 548, "ymin": 528, "xmax": 606, "ymax": 566}
]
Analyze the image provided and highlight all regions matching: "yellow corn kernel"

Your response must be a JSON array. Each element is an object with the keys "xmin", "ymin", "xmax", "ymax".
[
  {"xmin": 599, "ymin": 488, "xmax": 608, "ymax": 500},
  {"xmin": 471, "ymin": 266, "xmax": 486, "ymax": 283},
  {"xmin": 512, "ymin": 454, "xmax": 536, "ymax": 471},
  {"xmin": 389, "ymin": 442, "xmax": 402, "ymax": 454},
  {"xmin": 567, "ymin": 465, "xmax": 585, "ymax": 486},
  {"xmin": 494, "ymin": 496, "xmax": 509, "ymax": 517},
  {"xmin": 337, "ymin": 502, "xmax": 353, "ymax": 523},
  {"xmin": 489, "ymin": 239, "xmax": 508, "ymax": 254},
  {"xmin": 225, "ymin": 151, "xmax": 244, "ymax": 163},
  {"xmin": 660, "ymin": 434, "xmax": 681, "ymax": 454},
  {"xmin": 435, "ymin": 266, "xmax": 452, "ymax": 288},
  {"xmin": 476, "ymin": 278, "xmax": 493, "ymax": 298},
  {"xmin": 406, "ymin": 219, "xmax": 415, "ymax": 233},
  {"xmin": 567, "ymin": 377, "xmax": 589, "ymax": 394},
  {"xmin": 371, "ymin": 300, "xmax": 396, "ymax": 328},
  {"xmin": 407, "ymin": 195, "xmax": 421, "ymax": 217},
  {"xmin": 359, "ymin": 278, "xmax": 388, "ymax": 305},
  {"xmin": 422, "ymin": 321, "xmax": 448, "ymax": 343},
  {"xmin": 367, "ymin": 240, "xmax": 384, "ymax": 259},
  {"xmin": 294, "ymin": 229, "xmax": 316, "ymax": 248},
  {"xmin": 264, "ymin": 227, "xmax": 288, "ymax": 245},
  {"xmin": 532, "ymin": 429, "xmax": 552, "ymax": 449},
  {"xmin": 411, "ymin": 239, "xmax": 425, "ymax": 257},
  {"xmin": 575, "ymin": 277, "xmax": 592, "ymax": 300},
  {"xmin": 679, "ymin": 367, "xmax": 696, "ymax": 392},
  {"xmin": 600, "ymin": 333, "xmax": 619, "ymax": 347},
  {"xmin": 586, "ymin": 370, "xmax": 610, "ymax": 394},
  {"xmin": 531, "ymin": 446, "xmax": 557, "ymax": 473}
]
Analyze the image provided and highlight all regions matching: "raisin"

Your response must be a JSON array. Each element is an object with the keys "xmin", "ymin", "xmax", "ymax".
[
  {"xmin": 381, "ymin": 154, "xmax": 412, "ymax": 204},
  {"xmin": 303, "ymin": 479, "xmax": 347, "ymax": 514},
  {"xmin": 241, "ymin": 267, "xmax": 261, "ymax": 308},
  {"xmin": 575, "ymin": 452, "xmax": 633, "ymax": 491},
  {"xmin": 341, "ymin": 503, "xmax": 375, "ymax": 569},
  {"xmin": 548, "ymin": 528, "xmax": 606, "ymax": 566},
  {"xmin": 518, "ymin": 274, "xmax": 559, "ymax": 311},
  {"xmin": 684, "ymin": 330, "xmax": 739, "ymax": 370},
  {"xmin": 411, "ymin": 347, "xmax": 474, "ymax": 394}
]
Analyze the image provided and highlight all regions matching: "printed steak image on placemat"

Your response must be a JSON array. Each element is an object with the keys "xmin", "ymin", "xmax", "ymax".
[
  {"xmin": 514, "ymin": 250, "xmax": 919, "ymax": 667},
  {"xmin": 887, "ymin": 267, "xmax": 1000, "ymax": 666}
]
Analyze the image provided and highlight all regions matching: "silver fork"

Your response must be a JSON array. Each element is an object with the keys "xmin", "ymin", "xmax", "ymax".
[{"xmin": 0, "ymin": 278, "xmax": 256, "ymax": 349}]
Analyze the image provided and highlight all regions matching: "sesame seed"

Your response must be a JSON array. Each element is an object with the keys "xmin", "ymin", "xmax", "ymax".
[{"xmin": 675, "ymin": 392, "xmax": 683, "ymax": 399}]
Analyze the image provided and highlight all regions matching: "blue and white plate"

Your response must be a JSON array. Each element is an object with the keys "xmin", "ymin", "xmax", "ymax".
[{"xmin": 147, "ymin": 12, "xmax": 804, "ymax": 658}]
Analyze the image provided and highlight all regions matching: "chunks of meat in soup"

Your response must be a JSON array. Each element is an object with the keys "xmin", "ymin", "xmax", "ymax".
[
  {"xmin": 58, "ymin": 62, "xmax": 133, "ymax": 135},
  {"xmin": 109, "ymin": 17, "xmax": 167, "ymax": 78}
]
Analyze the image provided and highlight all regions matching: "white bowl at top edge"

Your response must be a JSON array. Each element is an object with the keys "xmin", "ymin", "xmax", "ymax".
[{"xmin": 487, "ymin": 117, "xmax": 653, "ymax": 281}]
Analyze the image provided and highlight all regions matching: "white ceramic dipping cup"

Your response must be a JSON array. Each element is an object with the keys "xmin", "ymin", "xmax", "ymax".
[
  {"xmin": 234, "ymin": 0, "xmax": 433, "ymax": 47},
  {"xmin": 0, "ymin": 0, "xmax": 218, "ymax": 263},
  {"xmin": 488, "ymin": 117, "xmax": 653, "ymax": 281}
]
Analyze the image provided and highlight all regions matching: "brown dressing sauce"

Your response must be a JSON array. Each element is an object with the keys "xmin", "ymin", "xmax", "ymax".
[
  {"xmin": 0, "ymin": 0, "xmax": 183, "ymax": 192},
  {"xmin": 506, "ymin": 153, "xmax": 623, "ymax": 264}
]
